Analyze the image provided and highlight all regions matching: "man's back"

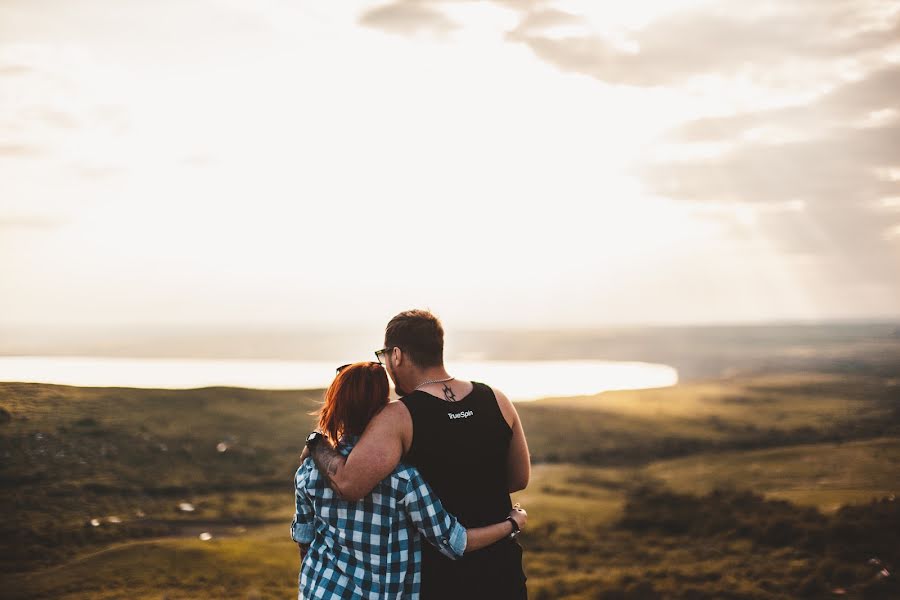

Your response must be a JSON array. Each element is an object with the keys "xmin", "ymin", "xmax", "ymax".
[
  {"xmin": 401, "ymin": 382, "xmax": 527, "ymax": 599},
  {"xmin": 307, "ymin": 309, "xmax": 530, "ymax": 597}
]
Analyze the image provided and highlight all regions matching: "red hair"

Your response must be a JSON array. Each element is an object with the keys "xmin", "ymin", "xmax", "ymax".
[{"xmin": 317, "ymin": 362, "xmax": 389, "ymax": 447}]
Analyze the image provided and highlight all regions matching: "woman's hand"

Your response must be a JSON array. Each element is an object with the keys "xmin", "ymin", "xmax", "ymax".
[
  {"xmin": 509, "ymin": 506, "xmax": 527, "ymax": 532},
  {"xmin": 463, "ymin": 505, "xmax": 528, "ymax": 553}
]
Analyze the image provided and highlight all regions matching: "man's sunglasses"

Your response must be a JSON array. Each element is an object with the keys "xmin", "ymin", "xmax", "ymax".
[{"xmin": 374, "ymin": 347, "xmax": 395, "ymax": 365}]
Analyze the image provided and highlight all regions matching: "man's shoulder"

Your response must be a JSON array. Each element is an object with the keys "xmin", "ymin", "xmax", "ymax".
[
  {"xmin": 369, "ymin": 400, "xmax": 413, "ymax": 449},
  {"xmin": 480, "ymin": 382, "xmax": 510, "ymax": 401},
  {"xmin": 479, "ymin": 383, "xmax": 517, "ymax": 427},
  {"xmin": 378, "ymin": 399, "xmax": 412, "ymax": 421}
]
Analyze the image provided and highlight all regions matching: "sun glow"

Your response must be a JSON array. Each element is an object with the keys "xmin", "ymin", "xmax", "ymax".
[{"xmin": 2, "ymin": 0, "xmax": 898, "ymax": 329}]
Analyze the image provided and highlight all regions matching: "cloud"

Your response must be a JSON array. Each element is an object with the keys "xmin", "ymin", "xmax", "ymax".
[
  {"xmin": 73, "ymin": 164, "xmax": 125, "ymax": 179},
  {"xmin": 641, "ymin": 63, "xmax": 900, "ymax": 214},
  {"xmin": 507, "ymin": 2, "xmax": 900, "ymax": 87},
  {"xmin": 509, "ymin": 7, "xmax": 579, "ymax": 31},
  {"xmin": 0, "ymin": 43, "xmax": 134, "ymax": 183},
  {"xmin": 0, "ymin": 63, "xmax": 30, "ymax": 76},
  {"xmin": 347, "ymin": 0, "xmax": 900, "ymax": 298},
  {"xmin": 354, "ymin": 1, "xmax": 899, "ymax": 92},
  {"xmin": 359, "ymin": 0, "xmax": 458, "ymax": 35},
  {"xmin": 672, "ymin": 64, "xmax": 900, "ymax": 142},
  {"xmin": 0, "ymin": 50, "xmax": 73, "ymax": 161},
  {"xmin": 645, "ymin": 123, "xmax": 900, "ymax": 208},
  {"xmin": 641, "ymin": 64, "xmax": 900, "ymax": 282},
  {"xmin": 0, "ymin": 143, "xmax": 42, "ymax": 157},
  {"xmin": 28, "ymin": 108, "xmax": 79, "ymax": 130},
  {"xmin": 0, "ymin": 215, "xmax": 65, "ymax": 229}
]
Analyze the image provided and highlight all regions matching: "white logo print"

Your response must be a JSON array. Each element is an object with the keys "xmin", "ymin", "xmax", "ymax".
[{"xmin": 448, "ymin": 410, "xmax": 474, "ymax": 420}]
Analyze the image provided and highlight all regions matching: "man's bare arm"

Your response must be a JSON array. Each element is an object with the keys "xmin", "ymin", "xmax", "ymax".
[
  {"xmin": 493, "ymin": 387, "xmax": 531, "ymax": 492},
  {"xmin": 310, "ymin": 401, "xmax": 411, "ymax": 501},
  {"xmin": 309, "ymin": 441, "xmax": 350, "ymax": 498}
]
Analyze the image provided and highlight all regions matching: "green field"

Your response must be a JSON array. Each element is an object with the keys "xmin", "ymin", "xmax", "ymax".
[{"xmin": 2, "ymin": 332, "xmax": 899, "ymax": 599}]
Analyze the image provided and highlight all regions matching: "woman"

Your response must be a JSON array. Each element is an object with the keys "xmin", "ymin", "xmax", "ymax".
[{"xmin": 291, "ymin": 362, "xmax": 527, "ymax": 599}]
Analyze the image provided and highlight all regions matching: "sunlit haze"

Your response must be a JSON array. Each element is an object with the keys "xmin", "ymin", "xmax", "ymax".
[{"xmin": 2, "ymin": 0, "xmax": 899, "ymax": 334}]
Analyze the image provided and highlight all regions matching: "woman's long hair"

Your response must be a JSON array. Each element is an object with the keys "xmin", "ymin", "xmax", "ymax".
[{"xmin": 317, "ymin": 362, "xmax": 389, "ymax": 447}]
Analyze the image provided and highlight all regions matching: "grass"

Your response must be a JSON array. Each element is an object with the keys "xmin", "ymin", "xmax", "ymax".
[
  {"xmin": 4, "ymin": 530, "xmax": 300, "ymax": 600},
  {"xmin": 2, "ymin": 333, "xmax": 900, "ymax": 599},
  {"xmin": 518, "ymin": 371, "xmax": 899, "ymax": 464},
  {"xmin": 0, "ymin": 383, "xmax": 323, "ymax": 572},
  {"xmin": 643, "ymin": 437, "xmax": 900, "ymax": 511}
]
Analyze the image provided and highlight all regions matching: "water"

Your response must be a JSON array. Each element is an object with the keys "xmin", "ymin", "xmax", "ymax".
[{"xmin": 0, "ymin": 356, "xmax": 678, "ymax": 401}]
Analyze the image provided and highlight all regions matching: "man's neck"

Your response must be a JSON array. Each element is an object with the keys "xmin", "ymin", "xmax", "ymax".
[{"xmin": 411, "ymin": 367, "xmax": 452, "ymax": 388}]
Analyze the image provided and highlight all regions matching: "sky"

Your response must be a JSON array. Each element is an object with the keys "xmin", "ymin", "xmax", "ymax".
[{"xmin": 1, "ymin": 0, "xmax": 899, "ymax": 332}]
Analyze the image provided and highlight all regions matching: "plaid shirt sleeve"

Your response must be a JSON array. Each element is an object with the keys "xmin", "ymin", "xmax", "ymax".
[
  {"xmin": 290, "ymin": 461, "xmax": 315, "ymax": 545},
  {"xmin": 402, "ymin": 470, "xmax": 467, "ymax": 560}
]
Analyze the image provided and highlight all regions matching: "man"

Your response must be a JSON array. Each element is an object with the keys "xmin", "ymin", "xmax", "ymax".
[{"xmin": 307, "ymin": 309, "xmax": 530, "ymax": 599}]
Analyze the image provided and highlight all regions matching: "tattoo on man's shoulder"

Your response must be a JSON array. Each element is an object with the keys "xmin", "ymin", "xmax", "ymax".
[{"xmin": 442, "ymin": 383, "xmax": 457, "ymax": 402}]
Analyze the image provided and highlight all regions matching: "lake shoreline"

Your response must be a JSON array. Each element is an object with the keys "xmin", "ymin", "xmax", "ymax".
[{"xmin": 0, "ymin": 356, "xmax": 679, "ymax": 402}]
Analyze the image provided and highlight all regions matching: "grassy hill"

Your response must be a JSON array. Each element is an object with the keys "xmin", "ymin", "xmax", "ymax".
[
  {"xmin": 2, "ymin": 338, "xmax": 899, "ymax": 599},
  {"xmin": 519, "ymin": 371, "xmax": 900, "ymax": 464},
  {"xmin": 0, "ymin": 384, "xmax": 323, "ymax": 573}
]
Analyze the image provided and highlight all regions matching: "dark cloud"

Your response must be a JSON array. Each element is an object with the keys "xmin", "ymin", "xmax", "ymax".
[
  {"xmin": 642, "ymin": 65, "xmax": 900, "ymax": 279},
  {"xmin": 673, "ymin": 64, "xmax": 900, "ymax": 142},
  {"xmin": 712, "ymin": 202, "xmax": 900, "ymax": 292},
  {"xmin": 490, "ymin": 0, "xmax": 548, "ymax": 9},
  {"xmin": 507, "ymin": 3, "xmax": 900, "ymax": 87},
  {"xmin": 512, "ymin": 7, "xmax": 579, "ymax": 31},
  {"xmin": 645, "ymin": 123, "xmax": 900, "ymax": 208},
  {"xmin": 357, "ymin": 0, "xmax": 554, "ymax": 37},
  {"xmin": 356, "ymin": 1, "xmax": 899, "ymax": 88},
  {"xmin": 359, "ymin": 1, "xmax": 458, "ymax": 35},
  {"xmin": 642, "ymin": 63, "xmax": 900, "ymax": 215}
]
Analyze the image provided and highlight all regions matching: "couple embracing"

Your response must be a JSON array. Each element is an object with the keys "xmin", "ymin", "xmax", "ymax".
[{"xmin": 291, "ymin": 309, "xmax": 531, "ymax": 599}]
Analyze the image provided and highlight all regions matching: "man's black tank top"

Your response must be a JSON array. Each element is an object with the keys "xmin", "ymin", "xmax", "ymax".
[{"xmin": 401, "ymin": 381, "xmax": 527, "ymax": 600}]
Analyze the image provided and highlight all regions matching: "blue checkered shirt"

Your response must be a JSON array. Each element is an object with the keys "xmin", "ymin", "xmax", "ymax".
[{"xmin": 291, "ymin": 437, "xmax": 467, "ymax": 599}]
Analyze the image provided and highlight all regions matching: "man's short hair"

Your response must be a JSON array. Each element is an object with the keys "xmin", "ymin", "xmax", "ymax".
[{"xmin": 384, "ymin": 309, "xmax": 444, "ymax": 368}]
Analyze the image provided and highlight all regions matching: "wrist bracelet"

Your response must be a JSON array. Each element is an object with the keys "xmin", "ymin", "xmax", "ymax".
[{"xmin": 506, "ymin": 516, "xmax": 520, "ymax": 538}]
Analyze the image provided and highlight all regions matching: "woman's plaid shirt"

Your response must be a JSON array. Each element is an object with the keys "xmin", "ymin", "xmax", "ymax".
[{"xmin": 291, "ymin": 438, "xmax": 467, "ymax": 599}]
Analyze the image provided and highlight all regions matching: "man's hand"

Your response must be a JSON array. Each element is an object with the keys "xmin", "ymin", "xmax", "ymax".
[
  {"xmin": 298, "ymin": 543, "xmax": 309, "ymax": 561},
  {"xmin": 509, "ymin": 506, "xmax": 527, "ymax": 533}
]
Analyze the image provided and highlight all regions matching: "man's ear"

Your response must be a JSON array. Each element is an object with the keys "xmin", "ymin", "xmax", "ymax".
[{"xmin": 392, "ymin": 346, "xmax": 403, "ymax": 367}]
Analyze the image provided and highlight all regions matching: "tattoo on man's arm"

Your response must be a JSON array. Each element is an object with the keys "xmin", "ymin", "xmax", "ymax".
[
  {"xmin": 323, "ymin": 453, "xmax": 340, "ymax": 477},
  {"xmin": 310, "ymin": 442, "xmax": 347, "ymax": 497}
]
